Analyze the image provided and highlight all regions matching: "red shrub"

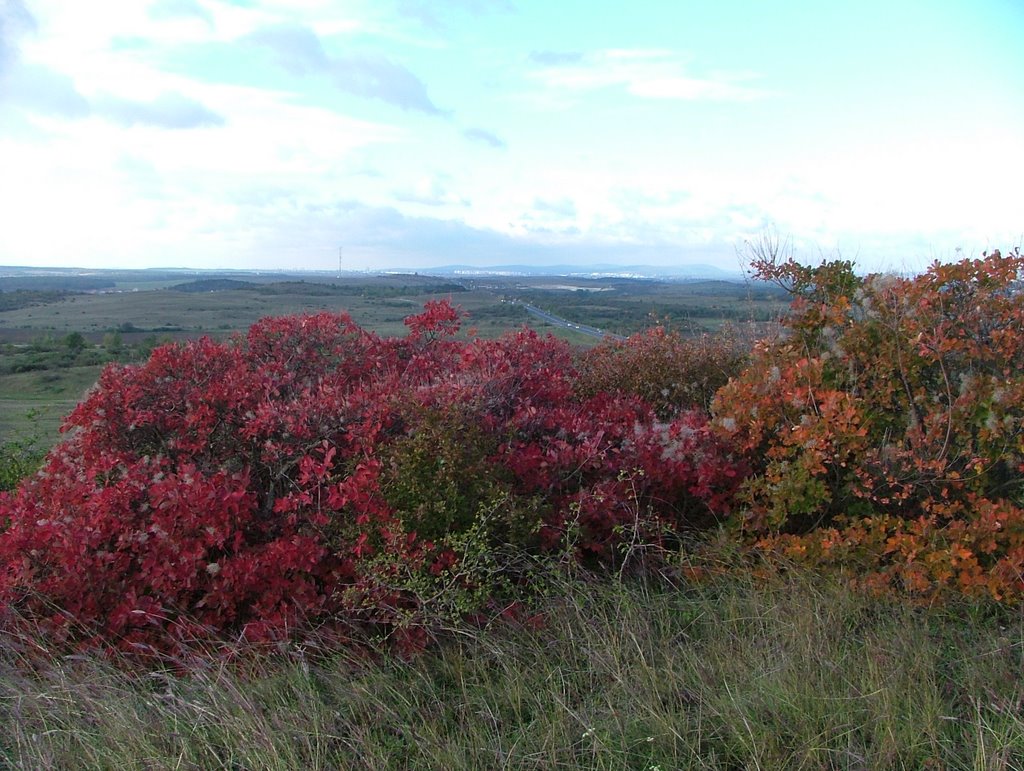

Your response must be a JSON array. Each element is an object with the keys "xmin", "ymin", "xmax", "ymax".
[{"xmin": 0, "ymin": 302, "xmax": 743, "ymax": 651}]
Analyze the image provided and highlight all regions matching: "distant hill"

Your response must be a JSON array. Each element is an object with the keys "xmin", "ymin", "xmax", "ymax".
[{"xmin": 170, "ymin": 279, "xmax": 257, "ymax": 293}]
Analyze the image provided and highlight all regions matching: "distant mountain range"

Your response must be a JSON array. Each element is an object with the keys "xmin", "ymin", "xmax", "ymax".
[{"xmin": 419, "ymin": 263, "xmax": 743, "ymax": 280}]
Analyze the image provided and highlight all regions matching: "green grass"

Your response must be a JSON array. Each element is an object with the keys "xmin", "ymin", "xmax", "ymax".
[
  {"xmin": 0, "ymin": 274, "xmax": 785, "ymax": 449},
  {"xmin": 0, "ymin": 364, "xmax": 106, "ymax": 444},
  {"xmin": 0, "ymin": 283, "xmax": 509, "ymax": 340},
  {"xmin": 511, "ymin": 278, "xmax": 790, "ymax": 337},
  {"xmin": 2, "ymin": 566, "xmax": 1022, "ymax": 769}
]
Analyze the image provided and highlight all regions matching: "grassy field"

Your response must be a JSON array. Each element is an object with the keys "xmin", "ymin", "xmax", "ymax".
[
  {"xmin": 0, "ymin": 285, "xmax": 478, "ymax": 339},
  {"xmin": 0, "ymin": 364, "xmax": 105, "ymax": 443},
  {"xmin": 0, "ymin": 269, "xmax": 787, "ymax": 340},
  {"xmin": 0, "ymin": 270, "xmax": 778, "ymax": 448},
  {"xmin": 2, "ymin": 564, "xmax": 1021, "ymax": 769},
  {"xmin": 503, "ymin": 277, "xmax": 789, "ymax": 337}
]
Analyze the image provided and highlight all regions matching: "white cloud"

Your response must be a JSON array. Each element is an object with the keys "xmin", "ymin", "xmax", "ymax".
[
  {"xmin": 531, "ymin": 49, "xmax": 771, "ymax": 103},
  {"xmin": 95, "ymin": 90, "xmax": 225, "ymax": 128},
  {"xmin": 2, "ymin": 1, "xmax": 1019, "ymax": 274},
  {"xmin": 394, "ymin": 175, "xmax": 468, "ymax": 207},
  {"xmin": 247, "ymin": 21, "xmax": 448, "ymax": 114},
  {"xmin": 396, "ymin": 0, "xmax": 513, "ymax": 31},
  {"xmin": 148, "ymin": 0, "xmax": 213, "ymax": 25},
  {"xmin": 629, "ymin": 76, "xmax": 764, "ymax": 102},
  {"xmin": 0, "ymin": 62, "xmax": 90, "ymax": 116},
  {"xmin": 0, "ymin": 0, "xmax": 36, "ymax": 73},
  {"xmin": 462, "ymin": 126, "xmax": 505, "ymax": 148}
]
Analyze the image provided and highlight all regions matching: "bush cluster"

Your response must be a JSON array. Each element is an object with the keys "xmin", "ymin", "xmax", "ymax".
[
  {"xmin": 0, "ymin": 301, "xmax": 741, "ymax": 651},
  {"xmin": 2, "ymin": 248, "xmax": 1021, "ymax": 652},
  {"xmin": 575, "ymin": 325, "xmax": 749, "ymax": 417},
  {"xmin": 712, "ymin": 249, "xmax": 1024, "ymax": 600}
]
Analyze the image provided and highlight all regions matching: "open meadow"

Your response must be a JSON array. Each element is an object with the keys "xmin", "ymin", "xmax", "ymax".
[{"xmin": 0, "ymin": 268, "xmax": 786, "ymax": 447}]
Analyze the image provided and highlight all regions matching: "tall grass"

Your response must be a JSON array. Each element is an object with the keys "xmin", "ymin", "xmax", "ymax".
[{"xmin": 2, "ymin": 567, "xmax": 1022, "ymax": 769}]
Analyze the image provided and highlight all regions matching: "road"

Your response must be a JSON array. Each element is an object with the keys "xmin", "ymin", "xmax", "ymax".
[{"xmin": 514, "ymin": 302, "xmax": 626, "ymax": 342}]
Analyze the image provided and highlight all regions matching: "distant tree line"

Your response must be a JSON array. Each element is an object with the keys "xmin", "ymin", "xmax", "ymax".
[
  {"xmin": 0, "ymin": 290, "xmax": 76, "ymax": 312},
  {"xmin": 0, "ymin": 277, "xmax": 115, "ymax": 292},
  {"xmin": 170, "ymin": 279, "xmax": 468, "ymax": 298}
]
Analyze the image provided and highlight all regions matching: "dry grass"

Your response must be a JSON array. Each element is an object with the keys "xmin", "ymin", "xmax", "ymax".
[{"xmin": 2, "ymin": 565, "xmax": 1023, "ymax": 769}]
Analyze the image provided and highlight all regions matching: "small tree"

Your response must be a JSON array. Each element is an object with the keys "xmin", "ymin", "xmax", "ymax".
[
  {"xmin": 64, "ymin": 332, "xmax": 86, "ymax": 354},
  {"xmin": 103, "ymin": 331, "xmax": 123, "ymax": 357}
]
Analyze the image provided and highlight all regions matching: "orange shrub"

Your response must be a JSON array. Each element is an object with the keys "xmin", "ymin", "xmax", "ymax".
[{"xmin": 713, "ymin": 249, "xmax": 1024, "ymax": 600}]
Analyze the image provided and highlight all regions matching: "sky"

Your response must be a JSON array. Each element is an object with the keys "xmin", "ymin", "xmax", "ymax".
[{"xmin": 0, "ymin": 0, "xmax": 1022, "ymax": 274}]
